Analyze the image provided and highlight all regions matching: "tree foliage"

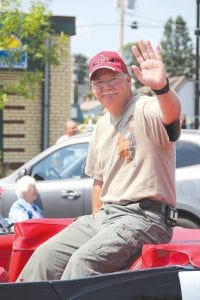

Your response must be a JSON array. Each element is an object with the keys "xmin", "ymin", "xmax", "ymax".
[
  {"xmin": 122, "ymin": 16, "xmax": 194, "ymax": 87},
  {"xmin": 122, "ymin": 41, "xmax": 142, "ymax": 87},
  {"xmin": 160, "ymin": 16, "xmax": 194, "ymax": 78},
  {"xmin": 123, "ymin": 42, "xmax": 138, "ymax": 67},
  {"xmin": 0, "ymin": 0, "xmax": 68, "ymax": 107},
  {"xmin": 73, "ymin": 53, "xmax": 89, "ymax": 103},
  {"xmin": 73, "ymin": 54, "xmax": 88, "ymax": 84}
]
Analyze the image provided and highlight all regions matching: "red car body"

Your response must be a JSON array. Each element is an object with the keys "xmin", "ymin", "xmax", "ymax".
[{"xmin": 1, "ymin": 218, "xmax": 200, "ymax": 283}]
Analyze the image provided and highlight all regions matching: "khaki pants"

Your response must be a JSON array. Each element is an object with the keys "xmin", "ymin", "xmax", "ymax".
[{"xmin": 17, "ymin": 203, "xmax": 172, "ymax": 282}]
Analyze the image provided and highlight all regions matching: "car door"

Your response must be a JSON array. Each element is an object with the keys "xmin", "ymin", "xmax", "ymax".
[
  {"xmin": 34, "ymin": 177, "xmax": 93, "ymax": 218},
  {"xmin": 29, "ymin": 142, "xmax": 93, "ymax": 218},
  {"xmin": 175, "ymin": 137, "xmax": 200, "ymax": 227}
]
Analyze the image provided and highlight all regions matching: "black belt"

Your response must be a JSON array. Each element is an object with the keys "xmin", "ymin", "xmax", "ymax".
[
  {"xmin": 138, "ymin": 199, "xmax": 178, "ymax": 227},
  {"xmin": 106, "ymin": 199, "xmax": 178, "ymax": 227},
  {"xmin": 138, "ymin": 199, "xmax": 167, "ymax": 215}
]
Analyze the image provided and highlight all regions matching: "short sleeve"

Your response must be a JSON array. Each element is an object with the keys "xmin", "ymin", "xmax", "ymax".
[{"xmin": 85, "ymin": 132, "xmax": 103, "ymax": 181}]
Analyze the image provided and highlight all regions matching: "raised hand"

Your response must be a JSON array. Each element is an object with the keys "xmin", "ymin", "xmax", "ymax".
[{"xmin": 131, "ymin": 40, "xmax": 168, "ymax": 90}]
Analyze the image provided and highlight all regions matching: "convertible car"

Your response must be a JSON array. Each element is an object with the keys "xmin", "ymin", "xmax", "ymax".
[{"xmin": 0, "ymin": 217, "xmax": 200, "ymax": 300}]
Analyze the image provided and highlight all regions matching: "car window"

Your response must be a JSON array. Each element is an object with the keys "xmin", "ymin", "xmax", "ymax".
[
  {"xmin": 176, "ymin": 140, "xmax": 200, "ymax": 168},
  {"xmin": 30, "ymin": 143, "xmax": 89, "ymax": 181}
]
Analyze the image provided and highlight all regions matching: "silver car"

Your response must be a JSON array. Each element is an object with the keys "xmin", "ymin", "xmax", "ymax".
[
  {"xmin": 175, "ymin": 129, "xmax": 200, "ymax": 227},
  {"xmin": 0, "ymin": 130, "xmax": 200, "ymax": 227},
  {"xmin": 0, "ymin": 133, "xmax": 93, "ymax": 219}
]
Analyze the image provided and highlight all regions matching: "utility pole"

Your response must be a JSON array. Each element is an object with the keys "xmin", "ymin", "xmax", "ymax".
[
  {"xmin": 118, "ymin": 0, "xmax": 136, "ymax": 56},
  {"xmin": 195, "ymin": 0, "xmax": 200, "ymax": 129},
  {"xmin": 119, "ymin": 0, "xmax": 125, "ymax": 56}
]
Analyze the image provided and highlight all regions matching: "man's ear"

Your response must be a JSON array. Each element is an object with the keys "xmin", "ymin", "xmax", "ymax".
[{"xmin": 126, "ymin": 74, "xmax": 132, "ymax": 84}]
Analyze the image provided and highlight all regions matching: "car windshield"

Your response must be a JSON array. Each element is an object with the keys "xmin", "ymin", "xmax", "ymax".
[
  {"xmin": 176, "ymin": 139, "xmax": 200, "ymax": 168},
  {"xmin": 30, "ymin": 143, "xmax": 89, "ymax": 180}
]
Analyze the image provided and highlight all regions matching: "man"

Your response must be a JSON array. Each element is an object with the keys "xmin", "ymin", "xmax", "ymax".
[
  {"xmin": 17, "ymin": 40, "xmax": 181, "ymax": 282},
  {"xmin": 56, "ymin": 120, "xmax": 77, "ymax": 144}
]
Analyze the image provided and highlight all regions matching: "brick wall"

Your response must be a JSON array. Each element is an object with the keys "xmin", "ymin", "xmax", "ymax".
[
  {"xmin": 0, "ymin": 34, "xmax": 72, "ymax": 175},
  {"xmin": 49, "ymin": 35, "xmax": 72, "ymax": 145}
]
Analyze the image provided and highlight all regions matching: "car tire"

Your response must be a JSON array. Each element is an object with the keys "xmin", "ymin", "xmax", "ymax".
[{"xmin": 176, "ymin": 217, "xmax": 199, "ymax": 228}]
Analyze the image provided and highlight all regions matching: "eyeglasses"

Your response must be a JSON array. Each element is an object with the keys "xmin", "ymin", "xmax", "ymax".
[{"xmin": 91, "ymin": 73, "xmax": 127, "ymax": 89}]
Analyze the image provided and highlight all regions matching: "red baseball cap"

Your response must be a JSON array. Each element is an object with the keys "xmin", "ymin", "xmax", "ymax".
[{"xmin": 88, "ymin": 51, "xmax": 129, "ymax": 80}]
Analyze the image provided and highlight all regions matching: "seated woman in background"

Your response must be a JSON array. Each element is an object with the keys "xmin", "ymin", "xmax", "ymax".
[{"xmin": 8, "ymin": 176, "xmax": 44, "ymax": 223}]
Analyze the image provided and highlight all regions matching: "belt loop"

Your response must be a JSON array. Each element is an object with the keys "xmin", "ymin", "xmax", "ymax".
[{"xmin": 161, "ymin": 204, "xmax": 167, "ymax": 215}]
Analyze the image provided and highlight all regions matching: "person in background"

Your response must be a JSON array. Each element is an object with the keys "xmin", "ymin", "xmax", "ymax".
[
  {"xmin": 180, "ymin": 113, "xmax": 187, "ymax": 129},
  {"xmin": 56, "ymin": 120, "xmax": 78, "ymax": 144},
  {"xmin": 8, "ymin": 176, "xmax": 43, "ymax": 223},
  {"xmin": 17, "ymin": 40, "xmax": 181, "ymax": 282}
]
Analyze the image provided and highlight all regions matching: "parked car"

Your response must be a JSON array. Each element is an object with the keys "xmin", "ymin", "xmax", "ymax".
[
  {"xmin": 175, "ymin": 129, "xmax": 200, "ymax": 228},
  {"xmin": 0, "ymin": 130, "xmax": 200, "ymax": 227},
  {"xmin": 0, "ymin": 133, "xmax": 92, "ymax": 219}
]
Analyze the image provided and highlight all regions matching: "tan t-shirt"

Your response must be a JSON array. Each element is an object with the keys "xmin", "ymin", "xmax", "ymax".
[{"xmin": 85, "ymin": 95, "xmax": 176, "ymax": 207}]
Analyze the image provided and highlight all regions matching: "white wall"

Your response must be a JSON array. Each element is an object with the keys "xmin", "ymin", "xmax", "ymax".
[{"xmin": 178, "ymin": 81, "xmax": 195, "ymax": 126}]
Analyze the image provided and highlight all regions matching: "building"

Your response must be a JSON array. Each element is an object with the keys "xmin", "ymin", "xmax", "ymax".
[{"xmin": 0, "ymin": 16, "xmax": 75, "ymax": 175}]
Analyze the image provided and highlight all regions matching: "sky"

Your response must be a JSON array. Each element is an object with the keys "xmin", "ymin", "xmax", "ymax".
[{"xmin": 21, "ymin": 0, "xmax": 196, "ymax": 59}]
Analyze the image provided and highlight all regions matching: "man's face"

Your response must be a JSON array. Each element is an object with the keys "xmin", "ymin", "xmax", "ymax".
[
  {"xmin": 91, "ymin": 69, "xmax": 132, "ymax": 116},
  {"xmin": 66, "ymin": 123, "xmax": 77, "ymax": 136}
]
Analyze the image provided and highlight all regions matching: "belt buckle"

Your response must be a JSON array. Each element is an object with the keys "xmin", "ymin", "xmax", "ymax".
[{"xmin": 166, "ymin": 206, "xmax": 178, "ymax": 227}]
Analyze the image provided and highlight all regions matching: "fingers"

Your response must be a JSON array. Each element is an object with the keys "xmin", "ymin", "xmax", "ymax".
[
  {"xmin": 138, "ymin": 40, "xmax": 150, "ymax": 60},
  {"xmin": 132, "ymin": 40, "xmax": 162, "ymax": 63},
  {"xmin": 154, "ymin": 45, "xmax": 163, "ymax": 61},
  {"xmin": 132, "ymin": 41, "xmax": 149, "ymax": 64},
  {"xmin": 131, "ymin": 65, "xmax": 143, "ymax": 82},
  {"xmin": 132, "ymin": 44, "xmax": 144, "ymax": 65},
  {"xmin": 146, "ymin": 41, "xmax": 157, "ymax": 60}
]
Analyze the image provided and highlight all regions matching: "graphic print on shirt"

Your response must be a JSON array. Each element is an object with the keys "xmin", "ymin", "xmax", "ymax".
[{"xmin": 117, "ymin": 115, "xmax": 136, "ymax": 164}]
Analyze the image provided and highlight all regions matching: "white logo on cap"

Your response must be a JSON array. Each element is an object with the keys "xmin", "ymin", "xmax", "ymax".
[{"xmin": 97, "ymin": 55, "xmax": 110, "ymax": 64}]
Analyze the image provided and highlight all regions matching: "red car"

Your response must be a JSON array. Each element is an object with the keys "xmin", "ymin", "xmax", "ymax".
[{"xmin": 0, "ymin": 217, "xmax": 200, "ymax": 300}]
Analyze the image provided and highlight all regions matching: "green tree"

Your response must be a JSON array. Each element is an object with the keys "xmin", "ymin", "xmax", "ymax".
[
  {"xmin": 123, "ymin": 42, "xmax": 138, "ymax": 67},
  {"xmin": 123, "ymin": 41, "xmax": 142, "ymax": 87},
  {"xmin": 73, "ymin": 53, "xmax": 89, "ymax": 103},
  {"xmin": 160, "ymin": 16, "xmax": 194, "ymax": 78},
  {"xmin": 73, "ymin": 54, "xmax": 88, "ymax": 84},
  {"xmin": 0, "ymin": 0, "xmax": 68, "ymax": 107}
]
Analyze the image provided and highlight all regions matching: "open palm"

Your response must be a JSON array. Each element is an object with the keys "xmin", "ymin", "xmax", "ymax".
[{"xmin": 131, "ymin": 41, "xmax": 167, "ymax": 90}]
